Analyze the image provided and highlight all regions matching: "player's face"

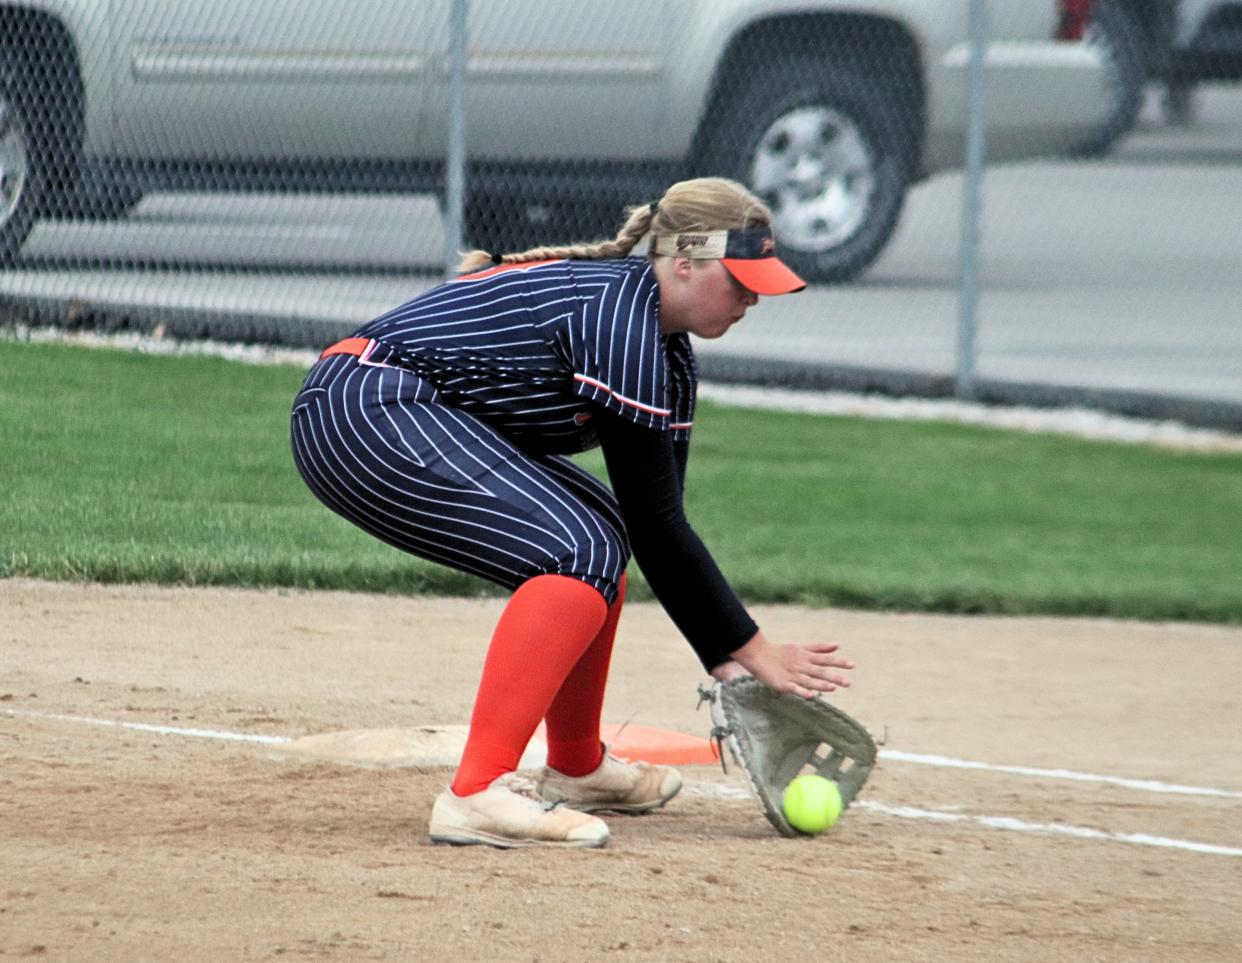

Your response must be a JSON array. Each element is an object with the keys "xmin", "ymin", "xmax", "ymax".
[{"xmin": 660, "ymin": 258, "xmax": 759, "ymax": 339}]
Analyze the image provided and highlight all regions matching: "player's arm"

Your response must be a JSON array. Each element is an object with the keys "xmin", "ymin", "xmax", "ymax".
[
  {"xmin": 593, "ymin": 405, "xmax": 851, "ymax": 695},
  {"xmin": 671, "ymin": 436, "xmax": 689, "ymax": 493},
  {"xmin": 594, "ymin": 404, "xmax": 751, "ymax": 669}
]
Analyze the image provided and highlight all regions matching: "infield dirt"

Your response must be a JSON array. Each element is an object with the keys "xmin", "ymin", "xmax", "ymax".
[{"xmin": 3, "ymin": 578, "xmax": 1240, "ymax": 962}]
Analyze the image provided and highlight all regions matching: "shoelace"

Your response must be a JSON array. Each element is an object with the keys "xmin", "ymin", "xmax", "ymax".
[
  {"xmin": 603, "ymin": 751, "xmax": 640, "ymax": 771},
  {"xmin": 495, "ymin": 772, "xmax": 565, "ymax": 811}
]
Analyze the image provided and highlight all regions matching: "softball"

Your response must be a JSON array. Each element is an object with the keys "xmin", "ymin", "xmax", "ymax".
[{"xmin": 781, "ymin": 774, "xmax": 842, "ymax": 835}]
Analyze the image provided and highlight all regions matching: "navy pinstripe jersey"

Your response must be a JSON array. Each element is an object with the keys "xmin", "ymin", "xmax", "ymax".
[{"xmin": 349, "ymin": 257, "xmax": 697, "ymax": 455}]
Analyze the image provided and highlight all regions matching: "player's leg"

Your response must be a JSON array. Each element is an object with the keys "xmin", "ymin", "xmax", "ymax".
[
  {"xmin": 532, "ymin": 457, "xmax": 682, "ymax": 814},
  {"xmin": 292, "ymin": 359, "xmax": 614, "ymax": 590},
  {"xmin": 450, "ymin": 573, "xmax": 608, "ymax": 795},
  {"xmin": 291, "ymin": 360, "xmax": 624, "ymax": 845},
  {"xmin": 541, "ymin": 571, "xmax": 625, "ymax": 777},
  {"xmin": 431, "ymin": 572, "xmax": 613, "ymax": 847},
  {"xmin": 531, "ymin": 455, "xmax": 629, "ymax": 775},
  {"xmin": 293, "ymin": 363, "xmax": 628, "ymax": 746}
]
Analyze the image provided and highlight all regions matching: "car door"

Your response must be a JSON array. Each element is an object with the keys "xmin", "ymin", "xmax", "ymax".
[
  {"xmin": 418, "ymin": 0, "xmax": 670, "ymax": 160},
  {"xmin": 109, "ymin": 0, "xmax": 438, "ymax": 161},
  {"xmin": 925, "ymin": 0, "xmax": 1111, "ymax": 168}
]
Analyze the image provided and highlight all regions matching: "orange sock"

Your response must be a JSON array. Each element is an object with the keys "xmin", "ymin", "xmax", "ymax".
[
  {"xmin": 543, "ymin": 573, "xmax": 626, "ymax": 777},
  {"xmin": 451, "ymin": 574, "xmax": 608, "ymax": 796}
]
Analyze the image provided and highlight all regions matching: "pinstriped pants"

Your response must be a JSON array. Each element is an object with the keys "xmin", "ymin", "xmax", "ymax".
[{"xmin": 290, "ymin": 354, "xmax": 630, "ymax": 603}]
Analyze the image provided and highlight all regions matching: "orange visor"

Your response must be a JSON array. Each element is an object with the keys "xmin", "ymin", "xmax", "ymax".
[{"xmin": 651, "ymin": 227, "xmax": 807, "ymax": 295}]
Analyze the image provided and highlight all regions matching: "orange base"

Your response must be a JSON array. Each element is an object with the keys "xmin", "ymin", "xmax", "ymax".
[
  {"xmin": 604, "ymin": 722, "xmax": 719, "ymax": 765},
  {"xmin": 533, "ymin": 722, "xmax": 718, "ymax": 766}
]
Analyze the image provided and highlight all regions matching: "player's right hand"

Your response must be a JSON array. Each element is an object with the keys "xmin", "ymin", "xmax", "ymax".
[{"xmin": 724, "ymin": 631, "xmax": 854, "ymax": 699}]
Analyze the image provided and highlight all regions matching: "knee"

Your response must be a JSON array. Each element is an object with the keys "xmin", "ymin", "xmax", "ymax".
[{"xmin": 553, "ymin": 532, "xmax": 629, "ymax": 604}]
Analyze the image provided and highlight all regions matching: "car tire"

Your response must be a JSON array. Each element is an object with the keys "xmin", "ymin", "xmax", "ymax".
[
  {"xmin": 0, "ymin": 50, "xmax": 46, "ymax": 264},
  {"xmin": 697, "ymin": 55, "xmax": 911, "ymax": 284},
  {"xmin": 1069, "ymin": 0, "xmax": 1148, "ymax": 157}
]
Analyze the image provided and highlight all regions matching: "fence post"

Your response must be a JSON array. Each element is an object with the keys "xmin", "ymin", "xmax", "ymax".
[
  {"xmin": 956, "ymin": 0, "xmax": 989, "ymax": 400},
  {"xmin": 443, "ymin": 0, "xmax": 469, "ymax": 279}
]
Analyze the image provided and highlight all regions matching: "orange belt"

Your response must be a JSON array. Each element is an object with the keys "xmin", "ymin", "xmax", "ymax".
[{"xmin": 319, "ymin": 337, "xmax": 373, "ymax": 361}]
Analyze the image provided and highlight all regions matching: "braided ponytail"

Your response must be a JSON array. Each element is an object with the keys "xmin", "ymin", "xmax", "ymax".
[{"xmin": 455, "ymin": 177, "xmax": 770, "ymax": 275}]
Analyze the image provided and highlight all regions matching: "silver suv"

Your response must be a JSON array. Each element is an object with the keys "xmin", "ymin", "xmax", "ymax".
[{"xmin": 0, "ymin": 1, "xmax": 1109, "ymax": 281}]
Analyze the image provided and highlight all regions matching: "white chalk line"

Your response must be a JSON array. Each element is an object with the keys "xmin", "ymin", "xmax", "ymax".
[
  {"xmin": 855, "ymin": 800, "xmax": 1242, "ymax": 858},
  {"xmin": 7, "ymin": 707, "xmax": 1240, "ymax": 798},
  {"xmin": 682, "ymin": 785, "xmax": 1242, "ymax": 858},
  {"xmin": 3, "ymin": 707, "xmax": 291, "ymax": 745},
  {"xmin": 7, "ymin": 707, "xmax": 1241, "ymax": 857},
  {"xmin": 7, "ymin": 708, "xmax": 1240, "ymax": 798},
  {"xmin": 879, "ymin": 749, "xmax": 1242, "ymax": 800}
]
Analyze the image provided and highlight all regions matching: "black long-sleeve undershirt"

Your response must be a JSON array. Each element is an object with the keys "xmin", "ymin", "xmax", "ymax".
[{"xmin": 592, "ymin": 404, "xmax": 757, "ymax": 670}]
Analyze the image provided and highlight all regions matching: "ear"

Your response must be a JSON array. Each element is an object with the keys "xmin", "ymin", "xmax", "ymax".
[{"xmin": 671, "ymin": 256, "xmax": 695, "ymax": 281}]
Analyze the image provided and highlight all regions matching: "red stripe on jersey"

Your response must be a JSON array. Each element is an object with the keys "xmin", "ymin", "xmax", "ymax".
[
  {"xmin": 574, "ymin": 373, "xmax": 672, "ymax": 417},
  {"xmin": 454, "ymin": 259, "xmax": 565, "ymax": 282},
  {"xmin": 319, "ymin": 337, "xmax": 373, "ymax": 360}
]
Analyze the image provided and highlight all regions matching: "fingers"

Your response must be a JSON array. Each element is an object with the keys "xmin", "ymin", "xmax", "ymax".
[
  {"xmin": 800, "ymin": 649, "xmax": 853, "ymax": 682},
  {"xmin": 772, "ymin": 675, "xmax": 848, "ymax": 699},
  {"xmin": 799, "ymin": 659, "xmax": 852, "ymax": 693},
  {"xmin": 801, "ymin": 643, "xmax": 853, "ymax": 668},
  {"xmin": 768, "ymin": 675, "xmax": 818, "ymax": 699},
  {"xmin": 763, "ymin": 671, "xmax": 823, "ymax": 699},
  {"xmin": 748, "ymin": 640, "xmax": 856, "ymax": 699},
  {"xmin": 787, "ymin": 679, "xmax": 843, "ymax": 699},
  {"xmin": 778, "ymin": 671, "xmax": 850, "ymax": 699}
]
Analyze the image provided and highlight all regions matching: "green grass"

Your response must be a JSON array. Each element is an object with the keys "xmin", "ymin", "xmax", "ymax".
[{"xmin": 2, "ymin": 340, "xmax": 1240, "ymax": 621}]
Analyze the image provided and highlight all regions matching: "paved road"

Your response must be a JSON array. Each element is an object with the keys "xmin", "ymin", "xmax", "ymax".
[{"xmin": 3, "ymin": 88, "xmax": 1240, "ymax": 420}]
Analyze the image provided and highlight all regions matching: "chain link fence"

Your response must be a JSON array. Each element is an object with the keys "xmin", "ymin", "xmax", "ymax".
[{"xmin": 2, "ymin": 1, "xmax": 1240, "ymax": 427}]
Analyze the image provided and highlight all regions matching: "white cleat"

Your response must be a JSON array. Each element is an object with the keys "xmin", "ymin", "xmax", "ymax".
[
  {"xmin": 538, "ymin": 753, "xmax": 683, "ymax": 814},
  {"xmin": 429, "ymin": 773, "xmax": 609, "ymax": 849}
]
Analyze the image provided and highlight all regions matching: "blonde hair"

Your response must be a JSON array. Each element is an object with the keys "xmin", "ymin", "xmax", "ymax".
[{"xmin": 456, "ymin": 177, "xmax": 772, "ymax": 274}]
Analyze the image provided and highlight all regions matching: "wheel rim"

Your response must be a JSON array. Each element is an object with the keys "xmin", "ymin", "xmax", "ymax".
[
  {"xmin": 749, "ymin": 105, "xmax": 875, "ymax": 252},
  {"xmin": 0, "ymin": 96, "xmax": 30, "ymax": 230}
]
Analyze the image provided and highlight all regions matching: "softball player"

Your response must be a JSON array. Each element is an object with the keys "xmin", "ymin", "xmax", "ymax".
[{"xmin": 290, "ymin": 177, "xmax": 854, "ymax": 848}]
